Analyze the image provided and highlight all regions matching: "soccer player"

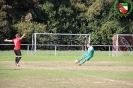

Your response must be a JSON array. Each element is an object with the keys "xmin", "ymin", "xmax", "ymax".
[
  {"xmin": 4, "ymin": 33, "xmax": 26, "ymax": 66},
  {"xmin": 75, "ymin": 43, "xmax": 94, "ymax": 66}
]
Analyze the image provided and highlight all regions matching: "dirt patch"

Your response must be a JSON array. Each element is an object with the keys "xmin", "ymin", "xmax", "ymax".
[{"xmin": 0, "ymin": 61, "xmax": 133, "ymax": 72}]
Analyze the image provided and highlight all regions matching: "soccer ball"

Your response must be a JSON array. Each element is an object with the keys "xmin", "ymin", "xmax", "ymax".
[{"xmin": 75, "ymin": 60, "xmax": 78, "ymax": 63}]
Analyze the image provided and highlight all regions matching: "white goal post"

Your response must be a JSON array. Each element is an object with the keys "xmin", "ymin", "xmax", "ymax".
[
  {"xmin": 31, "ymin": 33, "xmax": 91, "ymax": 56},
  {"xmin": 112, "ymin": 34, "xmax": 133, "ymax": 56}
]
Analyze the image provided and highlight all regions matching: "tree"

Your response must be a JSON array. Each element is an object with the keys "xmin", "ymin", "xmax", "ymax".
[
  {"xmin": 0, "ymin": 0, "xmax": 133, "ymax": 45},
  {"xmin": 13, "ymin": 22, "xmax": 47, "ymax": 43}
]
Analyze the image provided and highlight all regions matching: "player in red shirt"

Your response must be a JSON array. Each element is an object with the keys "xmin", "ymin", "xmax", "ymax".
[{"xmin": 4, "ymin": 33, "xmax": 26, "ymax": 66}]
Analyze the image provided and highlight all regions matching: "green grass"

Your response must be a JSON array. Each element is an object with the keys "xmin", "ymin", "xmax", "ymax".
[
  {"xmin": 0, "ymin": 50, "xmax": 111, "ymax": 56},
  {"xmin": 0, "ymin": 51, "xmax": 133, "ymax": 88}
]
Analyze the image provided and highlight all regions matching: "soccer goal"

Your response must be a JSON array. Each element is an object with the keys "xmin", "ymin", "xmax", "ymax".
[
  {"xmin": 31, "ymin": 33, "xmax": 90, "ymax": 56},
  {"xmin": 112, "ymin": 34, "xmax": 133, "ymax": 56}
]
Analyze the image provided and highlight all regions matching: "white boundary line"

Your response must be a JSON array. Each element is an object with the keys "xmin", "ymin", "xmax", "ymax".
[{"xmin": 59, "ymin": 69, "xmax": 133, "ymax": 86}]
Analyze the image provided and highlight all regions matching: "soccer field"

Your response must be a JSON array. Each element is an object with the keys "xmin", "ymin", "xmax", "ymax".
[{"xmin": 0, "ymin": 52, "xmax": 133, "ymax": 88}]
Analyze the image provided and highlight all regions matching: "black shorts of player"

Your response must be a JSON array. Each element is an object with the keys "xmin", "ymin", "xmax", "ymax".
[{"xmin": 14, "ymin": 50, "xmax": 22, "ymax": 56}]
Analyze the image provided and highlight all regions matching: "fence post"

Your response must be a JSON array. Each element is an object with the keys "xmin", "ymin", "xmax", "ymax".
[
  {"xmin": 82, "ymin": 45, "xmax": 84, "ymax": 56},
  {"xmin": 109, "ymin": 45, "xmax": 110, "ymax": 56},
  {"xmin": 55, "ymin": 45, "xmax": 57, "ymax": 56},
  {"xmin": 27, "ymin": 45, "xmax": 29, "ymax": 56}
]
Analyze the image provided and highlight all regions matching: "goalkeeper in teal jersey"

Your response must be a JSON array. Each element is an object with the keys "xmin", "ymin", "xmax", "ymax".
[{"xmin": 76, "ymin": 43, "xmax": 94, "ymax": 66}]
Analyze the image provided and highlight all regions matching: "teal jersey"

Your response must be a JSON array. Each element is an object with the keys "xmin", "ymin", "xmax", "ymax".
[{"xmin": 87, "ymin": 46, "xmax": 94, "ymax": 57}]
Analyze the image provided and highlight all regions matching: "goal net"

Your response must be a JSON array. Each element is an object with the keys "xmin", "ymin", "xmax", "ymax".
[
  {"xmin": 112, "ymin": 34, "xmax": 133, "ymax": 56},
  {"xmin": 31, "ymin": 33, "xmax": 90, "ymax": 56}
]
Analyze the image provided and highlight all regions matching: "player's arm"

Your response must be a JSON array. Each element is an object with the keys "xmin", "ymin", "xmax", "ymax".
[
  {"xmin": 87, "ymin": 49, "xmax": 92, "ymax": 55},
  {"xmin": 87, "ymin": 51, "xmax": 90, "ymax": 55},
  {"xmin": 20, "ymin": 33, "xmax": 26, "ymax": 39},
  {"xmin": 87, "ymin": 47, "xmax": 93, "ymax": 55},
  {"xmin": 4, "ymin": 39, "xmax": 12, "ymax": 42},
  {"xmin": 88, "ymin": 51, "xmax": 90, "ymax": 54}
]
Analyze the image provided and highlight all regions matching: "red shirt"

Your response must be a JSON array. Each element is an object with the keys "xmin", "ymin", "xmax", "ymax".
[{"xmin": 12, "ymin": 38, "xmax": 21, "ymax": 50}]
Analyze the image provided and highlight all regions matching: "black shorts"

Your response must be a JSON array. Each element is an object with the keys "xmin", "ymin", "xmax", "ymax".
[{"xmin": 14, "ymin": 50, "xmax": 22, "ymax": 56}]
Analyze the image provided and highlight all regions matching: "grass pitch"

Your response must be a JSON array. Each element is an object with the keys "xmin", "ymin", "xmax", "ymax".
[{"xmin": 0, "ymin": 54, "xmax": 133, "ymax": 88}]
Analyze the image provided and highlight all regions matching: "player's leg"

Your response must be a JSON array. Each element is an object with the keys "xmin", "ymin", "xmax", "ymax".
[
  {"xmin": 76, "ymin": 57, "xmax": 84, "ymax": 66},
  {"xmin": 17, "ymin": 50, "xmax": 22, "ymax": 66},
  {"xmin": 15, "ymin": 50, "xmax": 22, "ymax": 66},
  {"xmin": 18, "ymin": 56, "xmax": 21, "ymax": 63},
  {"xmin": 77, "ymin": 57, "xmax": 83, "ymax": 62},
  {"xmin": 77, "ymin": 53, "xmax": 87, "ymax": 62},
  {"xmin": 79, "ymin": 56, "xmax": 92, "ymax": 66},
  {"xmin": 14, "ymin": 50, "xmax": 19, "ymax": 66},
  {"xmin": 15, "ymin": 56, "xmax": 18, "ymax": 65},
  {"xmin": 79, "ymin": 59, "xmax": 86, "ymax": 66},
  {"xmin": 76, "ymin": 54, "xmax": 87, "ymax": 66}
]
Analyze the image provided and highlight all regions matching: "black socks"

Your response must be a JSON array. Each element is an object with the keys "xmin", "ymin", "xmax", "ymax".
[{"xmin": 15, "ymin": 57, "xmax": 21, "ymax": 64}]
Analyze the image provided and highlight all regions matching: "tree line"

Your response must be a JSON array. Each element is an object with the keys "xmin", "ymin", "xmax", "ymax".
[{"xmin": 0, "ymin": 0, "xmax": 133, "ymax": 44}]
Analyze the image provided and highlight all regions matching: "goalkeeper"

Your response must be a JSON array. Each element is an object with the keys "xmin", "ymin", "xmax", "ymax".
[{"xmin": 76, "ymin": 43, "xmax": 94, "ymax": 66}]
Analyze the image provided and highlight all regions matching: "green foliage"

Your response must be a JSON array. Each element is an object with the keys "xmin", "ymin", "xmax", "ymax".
[
  {"xmin": 129, "ymin": 21, "xmax": 133, "ymax": 33},
  {"xmin": 56, "ymin": 5, "xmax": 75, "ymax": 33},
  {"xmin": 41, "ymin": 1, "xmax": 57, "ymax": 32},
  {"xmin": 86, "ymin": 0, "xmax": 104, "ymax": 18},
  {"xmin": 0, "ymin": 0, "xmax": 133, "ymax": 45},
  {"xmin": 0, "ymin": 20, "xmax": 12, "ymax": 43},
  {"xmin": 100, "ymin": 20, "xmax": 122, "ymax": 44},
  {"xmin": 0, "ymin": 10, "xmax": 6, "ymax": 19},
  {"xmin": 71, "ymin": 3, "xmax": 87, "ymax": 12},
  {"xmin": 13, "ymin": 22, "xmax": 47, "ymax": 43}
]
